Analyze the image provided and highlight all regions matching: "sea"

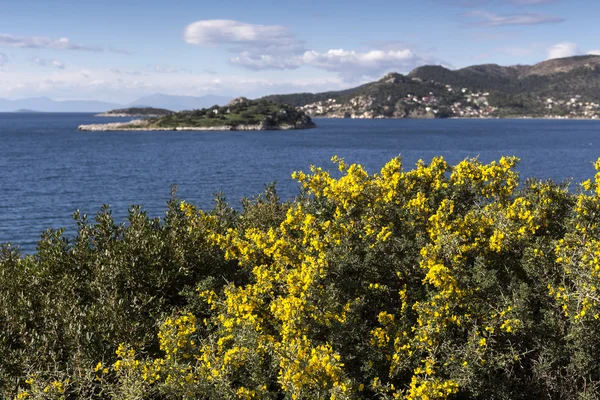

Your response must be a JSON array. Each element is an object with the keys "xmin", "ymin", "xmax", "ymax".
[{"xmin": 2, "ymin": 112, "xmax": 600, "ymax": 254}]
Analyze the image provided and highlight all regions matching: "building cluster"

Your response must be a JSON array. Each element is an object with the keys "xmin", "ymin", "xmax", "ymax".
[
  {"xmin": 544, "ymin": 96, "xmax": 600, "ymax": 119},
  {"xmin": 450, "ymin": 88, "xmax": 497, "ymax": 118},
  {"xmin": 297, "ymin": 85, "xmax": 600, "ymax": 119},
  {"xmin": 298, "ymin": 99, "xmax": 345, "ymax": 117}
]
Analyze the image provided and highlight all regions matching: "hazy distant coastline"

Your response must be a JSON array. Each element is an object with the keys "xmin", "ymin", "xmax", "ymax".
[{"xmin": 0, "ymin": 94, "xmax": 231, "ymax": 113}]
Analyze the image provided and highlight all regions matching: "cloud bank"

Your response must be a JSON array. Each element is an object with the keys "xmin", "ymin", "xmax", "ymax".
[
  {"xmin": 184, "ymin": 19, "xmax": 435, "ymax": 80},
  {"xmin": 435, "ymin": 0, "xmax": 555, "ymax": 8},
  {"xmin": 546, "ymin": 42, "xmax": 600, "ymax": 60},
  {"xmin": 547, "ymin": 42, "xmax": 579, "ymax": 59},
  {"xmin": 0, "ymin": 66, "xmax": 348, "ymax": 102},
  {"xmin": 465, "ymin": 10, "xmax": 563, "ymax": 27},
  {"xmin": 184, "ymin": 19, "xmax": 302, "ymax": 53},
  {"xmin": 507, "ymin": 0, "xmax": 553, "ymax": 5},
  {"xmin": 0, "ymin": 33, "xmax": 130, "ymax": 54},
  {"xmin": 31, "ymin": 57, "xmax": 66, "ymax": 69}
]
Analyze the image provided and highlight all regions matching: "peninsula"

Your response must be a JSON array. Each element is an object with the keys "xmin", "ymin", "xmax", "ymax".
[
  {"xmin": 95, "ymin": 107, "xmax": 173, "ymax": 118},
  {"xmin": 79, "ymin": 98, "xmax": 316, "ymax": 131}
]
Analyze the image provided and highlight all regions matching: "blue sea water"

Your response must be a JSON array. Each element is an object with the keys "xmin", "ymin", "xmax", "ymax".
[{"xmin": 1, "ymin": 112, "xmax": 600, "ymax": 253}]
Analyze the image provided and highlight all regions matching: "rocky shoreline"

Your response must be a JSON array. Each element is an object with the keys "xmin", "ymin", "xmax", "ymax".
[{"xmin": 78, "ymin": 119, "xmax": 315, "ymax": 131}]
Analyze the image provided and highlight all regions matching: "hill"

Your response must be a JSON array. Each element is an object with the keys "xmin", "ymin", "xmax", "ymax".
[
  {"xmin": 263, "ymin": 73, "xmax": 467, "ymax": 119},
  {"xmin": 408, "ymin": 55, "xmax": 600, "ymax": 97},
  {"xmin": 78, "ymin": 98, "xmax": 315, "ymax": 131},
  {"xmin": 262, "ymin": 55, "xmax": 600, "ymax": 119}
]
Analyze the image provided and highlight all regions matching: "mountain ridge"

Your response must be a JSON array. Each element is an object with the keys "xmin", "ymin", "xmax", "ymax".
[{"xmin": 262, "ymin": 55, "xmax": 600, "ymax": 119}]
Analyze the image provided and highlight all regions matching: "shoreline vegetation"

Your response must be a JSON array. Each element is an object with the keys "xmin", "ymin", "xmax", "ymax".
[
  {"xmin": 5, "ymin": 155, "xmax": 600, "ymax": 399},
  {"xmin": 79, "ymin": 98, "xmax": 316, "ymax": 131}
]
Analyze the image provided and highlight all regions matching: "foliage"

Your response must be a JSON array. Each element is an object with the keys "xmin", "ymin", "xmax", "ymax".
[
  {"xmin": 262, "ymin": 86, "xmax": 368, "ymax": 108},
  {"xmin": 0, "ymin": 197, "xmax": 244, "ymax": 399},
  {"xmin": 149, "ymin": 99, "xmax": 314, "ymax": 129},
  {"xmin": 6, "ymin": 156, "xmax": 600, "ymax": 399},
  {"xmin": 102, "ymin": 108, "xmax": 173, "ymax": 116}
]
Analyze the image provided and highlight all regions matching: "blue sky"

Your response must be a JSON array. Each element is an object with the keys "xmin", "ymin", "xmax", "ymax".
[{"xmin": 0, "ymin": 0, "xmax": 597, "ymax": 102}]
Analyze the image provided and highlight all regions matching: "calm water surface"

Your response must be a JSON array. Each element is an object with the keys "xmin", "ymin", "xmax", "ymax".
[{"xmin": 2, "ymin": 113, "xmax": 600, "ymax": 253}]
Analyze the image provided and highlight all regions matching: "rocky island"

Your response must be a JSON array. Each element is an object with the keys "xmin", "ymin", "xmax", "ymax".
[
  {"xmin": 79, "ymin": 98, "xmax": 316, "ymax": 131},
  {"xmin": 95, "ymin": 107, "xmax": 173, "ymax": 118}
]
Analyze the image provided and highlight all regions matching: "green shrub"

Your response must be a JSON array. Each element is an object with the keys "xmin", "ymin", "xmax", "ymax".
[{"xmin": 5, "ymin": 157, "xmax": 600, "ymax": 399}]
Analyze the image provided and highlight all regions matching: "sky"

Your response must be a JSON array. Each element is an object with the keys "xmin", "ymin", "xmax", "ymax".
[{"xmin": 0, "ymin": 0, "xmax": 598, "ymax": 103}]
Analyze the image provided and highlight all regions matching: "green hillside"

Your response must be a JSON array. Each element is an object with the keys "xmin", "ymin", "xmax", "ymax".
[
  {"xmin": 261, "ymin": 55, "xmax": 600, "ymax": 119},
  {"xmin": 149, "ymin": 98, "xmax": 314, "ymax": 129}
]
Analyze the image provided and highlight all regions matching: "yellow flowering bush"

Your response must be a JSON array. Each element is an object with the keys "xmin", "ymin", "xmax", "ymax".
[
  {"xmin": 6, "ymin": 156, "xmax": 600, "ymax": 399},
  {"xmin": 94, "ymin": 155, "xmax": 579, "ymax": 399}
]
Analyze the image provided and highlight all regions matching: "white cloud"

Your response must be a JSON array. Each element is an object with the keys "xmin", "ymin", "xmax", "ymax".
[
  {"xmin": 544, "ymin": 43, "xmax": 600, "ymax": 60},
  {"xmin": 305, "ymin": 49, "xmax": 410, "ymax": 65},
  {"xmin": 184, "ymin": 20, "xmax": 303, "ymax": 54},
  {"xmin": 547, "ymin": 42, "xmax": 580, "ymax": 59},
  {"xmin": 443, "ymin": 0, "xmax": 554, "ymax": 6},
  {"xmin": 0, "ymin": 33, "xmax": 130, "ymax": 54},
  {"xmin": 1, "ymin": 33, "xmax": 100, "ymax": 51},
  {"xmin": 230, "ymin": 52, "xmax": 303, "ymax": 70},
  {"xmin": 230, "ymin": 48, "xmax": 428, "ymax": 80},
  {"xmin": 110, "ymin": 65, "xmax": 188, "ymax": 75},
  {"xmin": 31, "ymin": 57, "xmax": 66, "ymax": 69},
  {"xmin": 186, "ymin": 19, "xmax": 434, "ymax": 81},
  {"xmin": 152, "ymin": 64, "xmax": 190, "ymax": 74},
  {"xmin": 305, "ymin": 49, "xmax": 422, "ymax": 79},
  {"xmin": 465, "ymin": 10, "xmax": 563, "ymax": 27},
  {"xmin": 110, "ymin": 68, "xmax": 142, "ymax": 76},
  {"xmin": 507, "ymin": 0, "xmax": 552, "ymax": 4},
  {"xmin": 0, "ymin": 52, "xmax": 8, "ymax": 66},
  {"xmin": 0, "ymin": 66, "xmax": 348, "ymax": 102}
]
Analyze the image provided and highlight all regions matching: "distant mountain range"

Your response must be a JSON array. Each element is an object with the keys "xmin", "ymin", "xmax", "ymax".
[
  {"xmin": 5, "ymin": 55, "xmax": 600, "ymax": 118},
  {"xmin": 0, "ymin": 97, "xmax": 120, "ymax": 113},
  {"xmin": 262, "ymin": 55, "xmax": 600, "ymax": 119},
  {"xmin": 0, "ymin": 94, "xmax": 232, "ymax": 113},
  {"xmin": 408, "ymin": 55, "xmax": 600, "ymax": 99}
]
